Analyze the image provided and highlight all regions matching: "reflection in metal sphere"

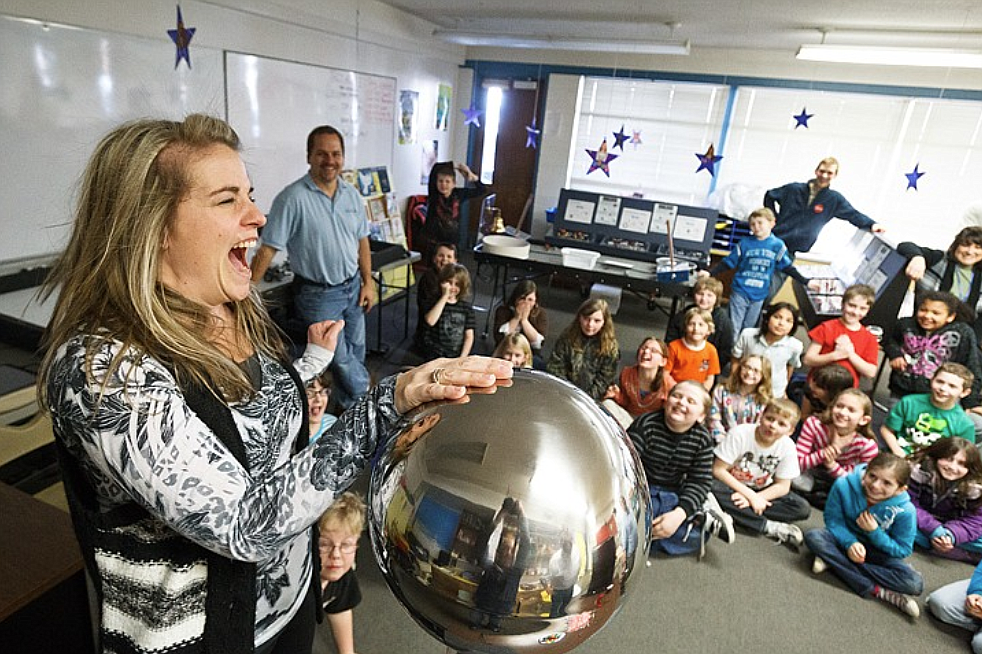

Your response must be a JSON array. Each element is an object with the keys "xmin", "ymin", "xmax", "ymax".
[{"xmin": 369, "ymin": 369, "xmax": 651, "ymax": 654}]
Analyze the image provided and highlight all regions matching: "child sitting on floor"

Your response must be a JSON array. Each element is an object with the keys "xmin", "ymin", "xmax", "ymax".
[
  {"xmin": 803, "ymin": 283, "xmax": 879, "ymax": 388},
  {"xmin": 708, "ymin": 354, "xmax": 772, "ymax": 444},
  {"xmin": 628, "ymin": 381, "xmax": 735, "ymax": 560},
  {"xmin": 794, "ymin": 388, "xmax": 879, "ymax": 508},
  {"xmin": 665, "ymin": 276, "xmax": 734, "ymax": 375},
  {"xmin": 547, "ymin": 298, "xmax": 620, "ymax": 401},
  {"xmin": 318, "ymin": 492, "xmax": 367, "ymax": 654},
  {"xmin": 927, "ymin": 558, "xmax": 982, "ymax": 649},
  {"xmin": 732, "ymin": 301, "xmax": 804, "ymax": 399},
  {"xmin": 417, "ymin": 263, "xmax": 476, "ymax": 360},
  {"xmin": 603, "ymin": 336, "xmax": 675, "ymax": 429},
  {"xmin": 306, "ymin": 372, "xmax": 338, "ymax": 443},
  {"xmin": 881, "ymin": 363, "xmax": 976, "ymax": 458},
  {"xmin": 492, "ymin": 332, "xmax": 533, "ymax": 369},
  {"xmin": 712, "ymin": 398, "xmax": 811, "ymax": 549},
  {"xmin": 884, "ymin": 290, "xmax": 982, "ymax": 435},
  {"xmin": 803, "ymin": 453, "xmax": 923, "ymax": 618},
  {"xmin": 909, "ymin": 437, "xmax": 982, "ymax": 563},
  {"xmin": 800, "ymin": 363, "xmax": 855, "ymax": 423},
  {"xmin": 665, "ymin": 307, "xmax": 720, "ymax": 390}
]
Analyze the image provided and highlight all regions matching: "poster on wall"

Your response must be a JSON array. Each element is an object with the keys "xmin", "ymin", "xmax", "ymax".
[
  {"xmin": 435, "ymin": 84, "xmax": 452, "ymax": 130},
  {"xmin": 421, "ymin": 139, "xmax": 438, "ymax": 184},
  {"xmin": 399, "ymin": 89, "xmax": 418, "ymax": 144}
]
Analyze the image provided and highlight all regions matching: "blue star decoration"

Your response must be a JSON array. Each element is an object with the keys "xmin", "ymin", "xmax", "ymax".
[
  {"xmin": 793, "ymin": 107, "xmax": 814, "ymax": 129},
  {"xmin": 630, "ymin": 130, "xmax": 643, "ymax": 149},
  {"xmin": 612, "ymin": 125, "xmax": 629, "ymax": 150},
  {"xmin": 585, "ymin": 139, "xmax": 618, "ymax": 176},
  {"xmin": 167, "ymin": 5, "xmax": 196, "ymax": 70},
  {"xmin": 462, "ymin": 106, "xmax": 483, "ymax": 128},
  {"xmin": 694, "ymin": 144, "xmax": 723, "ymax": 176},
  {"xmin": 905, "ymin": 163, "xmax": 926, "ymax": 191},
  {"xmin": 525, "ymin": 119, "xmax": 541, "ymax": 149}
]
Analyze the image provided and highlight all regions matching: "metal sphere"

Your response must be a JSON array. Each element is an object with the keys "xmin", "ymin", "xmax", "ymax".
[{"xmin": 369, "ymin": 369, "xmax": 651, "ymax": 654}]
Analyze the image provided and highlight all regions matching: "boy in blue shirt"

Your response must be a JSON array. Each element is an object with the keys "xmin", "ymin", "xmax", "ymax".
[{"xmin": 700, "ymin": 207, "xmax": 819, "ymax": 340}]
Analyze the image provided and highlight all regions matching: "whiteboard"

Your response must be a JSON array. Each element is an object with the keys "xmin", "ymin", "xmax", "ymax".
[
  {"xmin": 0, "ymin": 15, "xmax": 226, "ymax": 262},
  {"xmin": 225, "ymin": 52, "xmax": 396, "ymax": 211}
]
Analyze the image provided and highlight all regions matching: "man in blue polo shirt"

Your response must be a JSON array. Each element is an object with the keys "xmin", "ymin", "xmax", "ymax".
[{"xmin": 252, "ymin": 125, "xmax": 374, "ymax": 408}]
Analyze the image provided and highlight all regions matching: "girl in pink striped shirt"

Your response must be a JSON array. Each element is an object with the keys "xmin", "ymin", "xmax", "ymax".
[{"xmin": 794, "ymin": 388, "xmax": 879, "ymax": 508}]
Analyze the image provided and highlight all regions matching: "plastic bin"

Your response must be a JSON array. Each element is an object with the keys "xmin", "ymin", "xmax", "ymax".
[{"xmin": 561, "ymin": 247, "xmax": 600, "ymax": 270}]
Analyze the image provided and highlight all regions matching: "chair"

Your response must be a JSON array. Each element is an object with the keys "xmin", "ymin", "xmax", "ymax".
[{"xmin": 0, "ymin": 399, "xmax": 67, "ymax": 512}]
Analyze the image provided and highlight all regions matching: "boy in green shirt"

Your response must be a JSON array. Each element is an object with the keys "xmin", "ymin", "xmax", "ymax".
[{"xmin": 881, "ymin": 363, "xmax": 976, "ymax": 457}]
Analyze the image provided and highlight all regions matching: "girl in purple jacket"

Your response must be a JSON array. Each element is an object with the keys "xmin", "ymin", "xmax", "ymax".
[{"xmin": 909, "ymin": 437, "xmax": 982, "ymax": 563}]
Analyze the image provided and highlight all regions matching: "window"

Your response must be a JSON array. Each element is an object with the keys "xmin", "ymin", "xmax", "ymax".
[
  {"xmin": 567, "ymin": 77, "xmax": 731, "ymax": 206},
  {"xmin": 719, "ymin": 86, "xmax": 982, "ymax": 252},
  {"xmin": 480, "ymin": 85, "xmax": 503, "ymax": 185}
]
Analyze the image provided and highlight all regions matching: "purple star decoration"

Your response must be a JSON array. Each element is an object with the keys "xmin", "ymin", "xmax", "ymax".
[
  {"xmin": 462, "ymin": 106, "xmax": 483, "ymax": 128},
  {"xmin": 905, "ymin": 164, "xmax": 925, "ymax": 191},
  {"xmin": 167, "ymin": 5, "xmax": 196, "ymax": 69},
  {"xmin": 585, "ymin": 139, "xmax": 618, "ymax": 176},
  {"xmin": 612, "ymin": 125, "xmax": 629, "ymax": 150},
  {"xmin": 630, "ymin": 130, "xmax": 643, "ymax": 149},
  {"xmin": 694, "ymin": 144, "xmax": 723, "ymax": 176},
  {"xmin": 793, "ymin": 107, "xmax": 814, "ymax": 129},
  {"xmin": 525, "ymin": 120, "xmax": 541, "ymax": 149}
]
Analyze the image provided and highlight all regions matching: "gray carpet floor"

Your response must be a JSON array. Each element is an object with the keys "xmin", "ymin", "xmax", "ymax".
[{"xmin": 315, "ymin": 251, "xmax": 978, "ymax": 654}]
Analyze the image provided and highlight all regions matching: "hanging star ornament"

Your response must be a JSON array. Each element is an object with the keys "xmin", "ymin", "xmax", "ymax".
[
  {"xmin": 462, "ymin": 105, "xmax": 483, "ymax": 128},
  {"xmin": 585, "ymin": 139, "xmax": 618, "ymax": 176},
  {"xmin": 694, "ymin": 144, "xmax": 723, "ymax": 176},
  {"xmin": 905, "ymin": 163, "xmax": 926, "ymax": 191},
  {"xmin": 167, "ymin": 5, "xmax": 196, "ymax": 69},
  {"xmin": 630, "ymin": 130, "xmax": 643, "ymax": 149},
  {"xmin": 793, "ymin": 107, "xmax": 814, "ymax": 129},
  {"xmin": 525, "ymin": 119, "xmax": 541, "ymax": 149},
  {"xmin": 612, "ymin": 125, "xmax": 629, "ymax": 150}
]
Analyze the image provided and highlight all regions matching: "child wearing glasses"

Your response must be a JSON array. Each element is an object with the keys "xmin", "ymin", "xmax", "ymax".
[
  {"xmin": 318, "ymin": 492, "xmax": 366, "ymax": 654},
  {"xmin": 307, "ymin": 372, "xmax": 338, "ymax": 443}
]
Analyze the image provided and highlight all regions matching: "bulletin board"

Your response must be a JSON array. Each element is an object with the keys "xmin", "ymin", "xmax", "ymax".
[{"xmin": 547, "ymin": 188, "xmax": 717, "ymax": 263}]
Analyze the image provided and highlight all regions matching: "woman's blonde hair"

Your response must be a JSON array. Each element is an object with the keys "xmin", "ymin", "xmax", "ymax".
[
  {"xmin": 38, "ymin": 114, "xmax": 286, "ymax": 407},
  {"xmin": 561, "ymin": 298, "xmax": 618, "ymax": 357}
]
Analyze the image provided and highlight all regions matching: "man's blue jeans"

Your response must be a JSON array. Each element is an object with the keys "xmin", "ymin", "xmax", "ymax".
[
  {"xmin": 294, "ymin": 276, "xmax": 370, "ymax": 408},
  {"xmin": 804, "ymin": 528, "xmax": 923, "ymax": 597}
]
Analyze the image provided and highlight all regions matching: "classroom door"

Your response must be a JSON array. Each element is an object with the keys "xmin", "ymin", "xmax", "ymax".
[{"xmin": 468, "ymin": 82, "xmax": 543, "ymax": 241}]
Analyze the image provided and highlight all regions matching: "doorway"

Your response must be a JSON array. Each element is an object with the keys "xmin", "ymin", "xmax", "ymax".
[{"xmin": 467, "ymin": 79, "xmax": 545, "ymax": 243}]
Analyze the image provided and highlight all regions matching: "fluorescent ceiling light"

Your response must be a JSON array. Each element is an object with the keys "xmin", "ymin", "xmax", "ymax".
[
  {"xmin": 433, "ymin": 30, "xmax": 690, "ymax": 55},
  {"xmin": 797, "ymin": 44, "xmax": 982, "ymax": 69}
]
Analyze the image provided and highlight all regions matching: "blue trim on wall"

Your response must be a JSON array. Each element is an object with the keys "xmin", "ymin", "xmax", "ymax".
[
  {"xmin": 710, "ymin": 86, "xmax": 741, "ymax": 196},
  {"xmin": 464, "ymin": 59, "xmax": 982, "ymax": 101}
]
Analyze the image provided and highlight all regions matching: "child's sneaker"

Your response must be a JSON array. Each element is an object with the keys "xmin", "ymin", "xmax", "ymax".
[
  {"xmin": 812, "ymin": 557, "xmax": 828, "ymax": 574},
  {"xmin": 703, "ymin": 496, "xmax": 735, "ymax": 545},
  {"xmin": 874, "ymin": 586, "xmax": 920, "ymax": 617},
  {"xmin": 694, "ymin": 496, "xmax": 736, "ymax": 561},
  {"xmin": 763, "ymin": 521, "xmax": 803, "ymax": 549}
]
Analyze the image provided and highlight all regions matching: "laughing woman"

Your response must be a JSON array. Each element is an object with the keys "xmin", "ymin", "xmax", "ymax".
[{"xmin": 37, "ymin": 114, "xmax": 511, "ymax": 654}]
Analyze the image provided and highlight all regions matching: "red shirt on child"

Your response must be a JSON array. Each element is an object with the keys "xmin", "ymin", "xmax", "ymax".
[{"xmin": 807, "ymin": 318, "xmax": 879, "ymax": 386}]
